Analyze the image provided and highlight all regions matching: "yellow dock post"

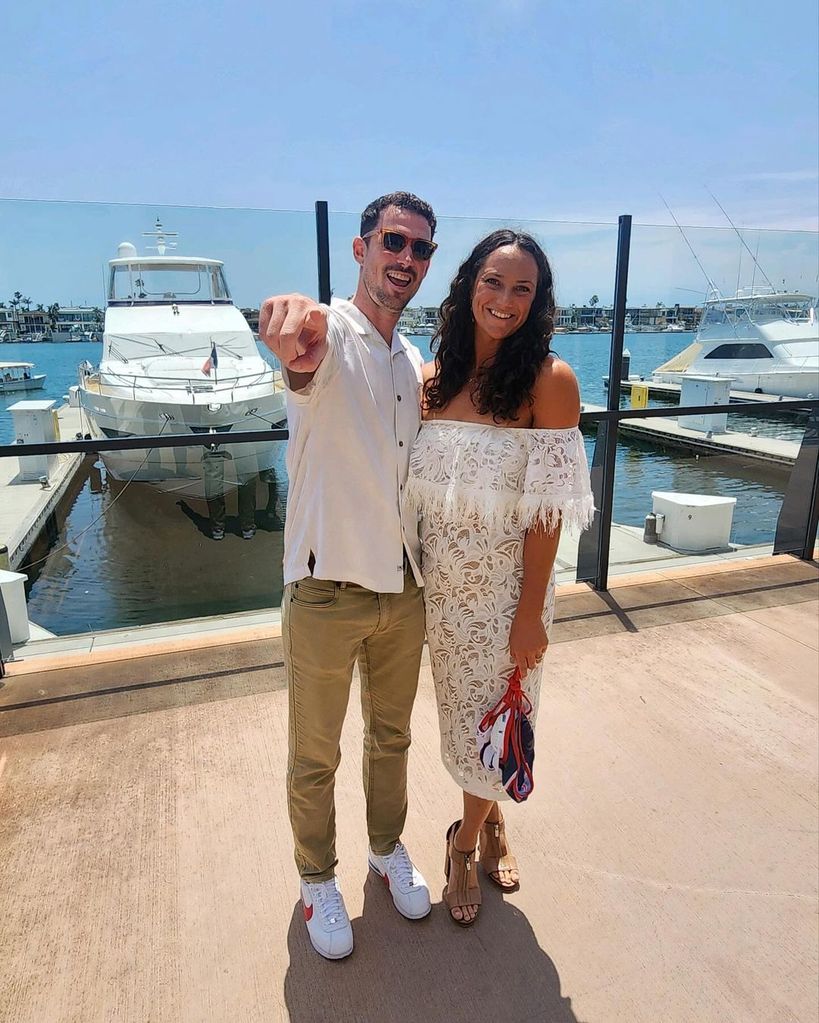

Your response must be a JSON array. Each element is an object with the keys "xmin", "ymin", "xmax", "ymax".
[{"xmin": 630, "ymin": 383, "xmax": 649, "ymax": 409}]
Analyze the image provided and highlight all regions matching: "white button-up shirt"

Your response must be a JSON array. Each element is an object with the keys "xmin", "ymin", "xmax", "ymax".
[{"xmin": 282, "ymin": 298, "xmax": 424, "ymax": 592}]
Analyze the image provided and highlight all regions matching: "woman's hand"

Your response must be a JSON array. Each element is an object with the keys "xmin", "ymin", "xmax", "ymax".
[{"xmin": 509, "ymin": 608, "xmax": 549, "ymax": 678}]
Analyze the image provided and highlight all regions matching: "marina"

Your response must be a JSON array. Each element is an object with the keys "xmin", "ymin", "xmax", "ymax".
[
  {"xmin": 0, "ymin": 331, "xmax": 806, "ymax": 638},
  {"xmin": 0, "ymin": 293, "xmax": 813, "ymax": 639}
]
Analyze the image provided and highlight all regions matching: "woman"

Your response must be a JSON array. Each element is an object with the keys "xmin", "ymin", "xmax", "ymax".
[{"xmin": 407, "ymin": 230, "xmax": 594, "ymax": 925}]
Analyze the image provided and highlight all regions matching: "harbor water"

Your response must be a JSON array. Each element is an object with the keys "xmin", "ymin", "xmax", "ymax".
[{"xmin": 0, "ymin": 334, "xmax": 803, "ymax": 636}]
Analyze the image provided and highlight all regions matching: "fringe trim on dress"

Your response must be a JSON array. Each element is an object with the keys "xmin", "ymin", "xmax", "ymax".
[{"xmin": 405, "ymin": 477, "xmax": 596, "ymax": 534}]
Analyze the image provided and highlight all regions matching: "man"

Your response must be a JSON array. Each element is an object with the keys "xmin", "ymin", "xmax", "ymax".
[{"xmin": 259, "ymin": 192, "xmax": 438, "ymax": 960}]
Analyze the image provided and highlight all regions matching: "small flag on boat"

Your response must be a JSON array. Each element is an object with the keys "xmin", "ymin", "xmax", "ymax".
[{"xmin": 201, "ymin": 343, "xmax": 218, "ymax": 376}]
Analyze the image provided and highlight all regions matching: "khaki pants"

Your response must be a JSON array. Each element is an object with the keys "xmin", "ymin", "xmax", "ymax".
[{"xmin": 282, "ymin": 571, "xmax": 425, "ymax": 882}]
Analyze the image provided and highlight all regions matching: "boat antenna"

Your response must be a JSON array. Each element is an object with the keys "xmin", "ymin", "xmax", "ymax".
[
  {"xmin": 659, "ymin": 194, "xmax": 719, "ymax": 297},
  {"xmin": 706, "ymin": 189, "xmax": 776, "ymax": 293},
  {"xmin": 143, "ymin": 218, "xmax": 178, "ymax": 257},
  {"xmin": 750, "ymin": 232, "xmax": 760, "ymax": 292}
]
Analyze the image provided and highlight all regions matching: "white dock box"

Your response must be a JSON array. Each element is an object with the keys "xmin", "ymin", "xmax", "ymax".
[
  {"xmin": 651, "ymin": 491, "xmax": 736, "ymax": 552},
  {"xmin": 9, "ymin": 399, "xmax": 60, "ymax": 481},
  {"xmin": 0, "ymin": 569, "xmax": 30, "ymax": 644},
  {"xmin": 678, "ymin": 375, "xmax": 732, "ymax": 435}
]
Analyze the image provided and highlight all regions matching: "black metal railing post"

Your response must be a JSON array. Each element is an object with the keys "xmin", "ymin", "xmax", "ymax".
[
  {"xmin": 774, "ymin": 407, "xmax": 819, "ymax": 560},
  {"xmin": 576, "ymin": 214, "xmax": 632, "ymax": 590},
  {"xmin": 315, "ymin": 200, "xmax": 331, "ymax": 304}
]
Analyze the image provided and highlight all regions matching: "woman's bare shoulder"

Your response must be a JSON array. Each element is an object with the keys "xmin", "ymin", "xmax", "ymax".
[
  {"xmin": 531, "ymin": 355, "xmax": 581, "ymax": 429},
  {"xmin": 422, "ymin": 360, "xmax": 437, "ymax": 383}
]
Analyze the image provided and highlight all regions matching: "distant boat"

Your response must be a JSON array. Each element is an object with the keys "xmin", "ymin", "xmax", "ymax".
[
  {"xmin": 664, "ymin": 322, "xmax": 687, "ymax": 333},
  {"xmin": 77, "ymin": 221, "xmax": 287, "ymax": 498},
  {"xmin": 652, "ymin": 289, "xmax": 819, "ymax": 398},
  {"xmin": 0, "ymin": 361, "xmax": 46, "ymax": 393},
  {"xmin": 67, "ymin": 326, "xmax": 98, "ymax": 342}
]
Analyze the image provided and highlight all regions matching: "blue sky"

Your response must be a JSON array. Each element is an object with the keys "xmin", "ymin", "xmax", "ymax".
[{"xmin": 1, "ymin": 0, "xmax": 817, "ymax": 306}]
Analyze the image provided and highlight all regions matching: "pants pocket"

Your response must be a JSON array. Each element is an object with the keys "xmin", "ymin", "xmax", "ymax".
[{"xmin": 291, "ymin": 577, "xmax": 339, "ymax": 608}]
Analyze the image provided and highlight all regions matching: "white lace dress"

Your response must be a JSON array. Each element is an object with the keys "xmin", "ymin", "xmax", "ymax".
[{"xmin": 406, "ymin": 420, "xmax": 594, "ymax": 800}]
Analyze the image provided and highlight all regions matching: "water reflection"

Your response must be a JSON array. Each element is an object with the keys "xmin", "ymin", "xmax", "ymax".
[{"xmin": 21, "ymin": 445, "xmax": 288, "ymax": 636}]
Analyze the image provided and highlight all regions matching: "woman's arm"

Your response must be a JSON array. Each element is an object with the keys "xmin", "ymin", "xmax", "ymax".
[{"xmin": 509, "ymin": 357, "xmax": 581, "ymax": 677}]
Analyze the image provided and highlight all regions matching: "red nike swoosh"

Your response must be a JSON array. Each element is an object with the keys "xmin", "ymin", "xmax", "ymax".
[{"xmin": 303, "ymin": 901, "xmax": 314, "ymax": 922}]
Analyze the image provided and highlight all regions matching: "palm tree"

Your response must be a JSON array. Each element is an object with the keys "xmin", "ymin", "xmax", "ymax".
[
  {"xmin": 9, "ymin": 292, "xmax": 22, "ymax": 337},
  {"xmin": 588, "ymin": 295, "xmax": 599, "ymax": 307},
  {"xmin": 47, "ymin": 303, "xmax": 60, "ymax": 332}
]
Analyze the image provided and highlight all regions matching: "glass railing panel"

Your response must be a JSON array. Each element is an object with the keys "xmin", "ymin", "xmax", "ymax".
[
  {"xmin": 0, "ymin": 437, "xmax": 289, "ymax": 643},
  {"xmin": 0, "ymin": 198, "xmax": 324, "ymax": 643},
  {"xmin": 625, "ymin": 221, "xmax": 819, "ymax": 396},
  {"xmin": 597, "ymin": 220, "xmax": 819, "ymax": 578},
  {"xmin": 606, "ymin": 406, "xmax": 809, "ymax": 575},
  {"xmin": 328, "ymin": 208, "xmax": 621, "ymax": 584}
]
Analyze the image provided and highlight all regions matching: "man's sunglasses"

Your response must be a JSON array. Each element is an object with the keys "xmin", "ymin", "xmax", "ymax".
[{"xmin": 362, "ymin": 229, "xmax": 438, "ymax": 261}]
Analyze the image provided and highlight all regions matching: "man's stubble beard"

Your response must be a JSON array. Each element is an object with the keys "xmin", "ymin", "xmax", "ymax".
[{"xmin": 363, "ymin": 267, "xmax": 416, "ymax": 314}]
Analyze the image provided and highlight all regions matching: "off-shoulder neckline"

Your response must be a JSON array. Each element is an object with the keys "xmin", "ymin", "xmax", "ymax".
[{"xmin": 421, "ymin": 418, "xmax": 581, "ymax": 434}]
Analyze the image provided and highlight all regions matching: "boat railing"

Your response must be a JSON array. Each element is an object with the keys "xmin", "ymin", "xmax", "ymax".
[{"xmin": 79, "ymin": 364, "xmax": 283, "ymax": 404}]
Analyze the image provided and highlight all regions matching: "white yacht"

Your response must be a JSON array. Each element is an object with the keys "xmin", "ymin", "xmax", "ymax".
[
  {"xmin": 77, "ymin": 223, "xmax": 287, "ymax": 497},
  {"xmin": 652, "ymin": 289, "xmax": 819, "ymax": 398}
]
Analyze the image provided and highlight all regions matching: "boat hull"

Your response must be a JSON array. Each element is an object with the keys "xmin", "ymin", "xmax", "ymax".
[
  {"xmin": 654, "ymin": 367, "xmax": 819, "ymax": 398},
  {"xmin": 0, "ymin": 374, "xmax": 46, "ymax": 393},
  {"xmin": 79, "ymin": 386, "xmax": 287, "ymax": 499}
]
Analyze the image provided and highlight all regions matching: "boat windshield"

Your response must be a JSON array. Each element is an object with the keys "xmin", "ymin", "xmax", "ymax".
[
  {"xmin": 109, "ymin": 262, "xmax": 232, "ymax": 305},
  {"xmin": 702, "ymin": 297, "xmax": 815, "ymax": 328},
  {"xmin": 1, "ymin": 363, "xmax": 33, "ymax": 380}
]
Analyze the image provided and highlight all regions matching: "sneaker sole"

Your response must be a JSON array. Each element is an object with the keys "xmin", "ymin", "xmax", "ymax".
[
  {"xmin": 306, "ymin": 930, "xmax": 354, "ymax": 960},
  {"xmin": 367, "ymin": 858, "xmax": 432, "ymax": 920}
]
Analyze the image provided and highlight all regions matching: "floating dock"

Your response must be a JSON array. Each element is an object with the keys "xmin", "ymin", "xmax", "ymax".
[
  {"xmin": 602, "ymin": 376, "xmax": 807, "ymax": 408},
  {"xmin": 0, "ymin": 405, "xmax": 87, "ymax": 569},
  {"xmin": 582, "ymin": 404, "xmax": 799, "ymax": 466}
]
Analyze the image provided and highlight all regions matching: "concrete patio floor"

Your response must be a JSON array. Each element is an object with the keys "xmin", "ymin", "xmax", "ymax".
[{"xmin": 1, "ymin": 556, "xmax": 817, "ymax": 1023}]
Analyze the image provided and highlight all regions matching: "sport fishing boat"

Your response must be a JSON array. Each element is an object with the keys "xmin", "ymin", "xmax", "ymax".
[
  {"xmin": 77, "ymin": 222, "xmax": 287, "ymax": 497},
  {"xmin": 0, "ymin": 361, "xmax": 46, "ymax": 393},
  {"xmin": 652, "ymin": 289, "xmax": 819, "ymax": 398}
]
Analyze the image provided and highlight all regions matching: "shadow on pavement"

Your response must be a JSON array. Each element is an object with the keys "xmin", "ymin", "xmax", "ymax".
[{"xmin": 284, "ymin": 874, "xmax": 582, "ymax": 1023}]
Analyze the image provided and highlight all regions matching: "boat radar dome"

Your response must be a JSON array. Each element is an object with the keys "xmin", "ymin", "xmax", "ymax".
[{"xmin": 117, "ymin": 242, "xmax": 138, "ymax": 258}]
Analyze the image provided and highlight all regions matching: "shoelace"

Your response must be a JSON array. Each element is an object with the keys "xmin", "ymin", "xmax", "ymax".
[
  {"xmin": 385, "ymin": 843, "xmax": 416, "ymax": 890},
  {"xmin": 312, "ymin": 879, "xmax": 346, "ymax": 926}
]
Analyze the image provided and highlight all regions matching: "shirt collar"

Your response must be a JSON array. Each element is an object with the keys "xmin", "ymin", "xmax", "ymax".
[{"xmin": 331, "ymin": 297, "xmax": 404, "ymax": 355}]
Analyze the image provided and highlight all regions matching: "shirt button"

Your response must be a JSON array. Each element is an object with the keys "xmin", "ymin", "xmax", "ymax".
[
  {"xmin": 397, "ymin": 394, "xmax": 402, "ymax": 401},
  {"xmin": 398, "ymin": 440, "xmax": 404, "ymax": 447}
]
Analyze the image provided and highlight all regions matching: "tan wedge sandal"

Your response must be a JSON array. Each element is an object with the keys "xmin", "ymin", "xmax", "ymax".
[
  {"xmin": 480, "ymin": 815, "xmax": 520, "ymax": 892},
  {"xmin": 443, "ymin": 820, "xmax": 482, "ymax": 927}
]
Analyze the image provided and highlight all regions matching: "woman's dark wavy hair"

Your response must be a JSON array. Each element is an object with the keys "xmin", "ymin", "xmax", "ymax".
[{"xmin": 425, "ymin": 229, "xmax": 555, "ymax": 423}]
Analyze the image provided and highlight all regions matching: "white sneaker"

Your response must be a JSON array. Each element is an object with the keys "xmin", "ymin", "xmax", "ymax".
[
  {"xmin": 368, "ymin": 842, "xmax": 431, "ymax": 920},
  {"xmin": 300, "ymin": 878, "xmax": 354, "ymax": 960}
]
